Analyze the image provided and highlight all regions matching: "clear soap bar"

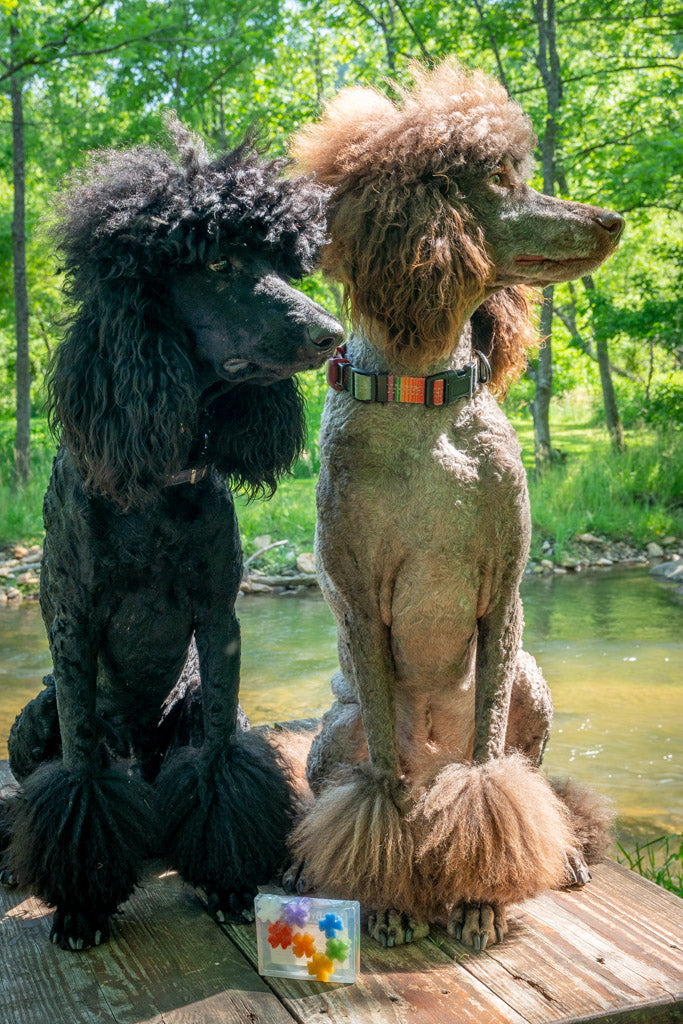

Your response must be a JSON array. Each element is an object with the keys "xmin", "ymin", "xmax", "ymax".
[{"xmin": 254, "ymin": 893, "xmax": 361, "ymax": 984}]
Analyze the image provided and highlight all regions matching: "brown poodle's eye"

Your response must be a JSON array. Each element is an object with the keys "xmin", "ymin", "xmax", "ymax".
[{"xmin": 489, "ymin": 171, "xmax": 504, "ymax": 187}]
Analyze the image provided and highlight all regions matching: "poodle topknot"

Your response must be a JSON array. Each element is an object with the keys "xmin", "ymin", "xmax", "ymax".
[{"xmin": 291, "ymin": 61, "xmax": 539, "ymax": 389}]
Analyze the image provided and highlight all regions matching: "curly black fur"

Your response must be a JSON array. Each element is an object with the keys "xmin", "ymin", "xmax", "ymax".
[
  {"xmin": 3, "ymin": 119, "xmax": 343, "ymax": 949},
  {"xmin": 157, "ymin": 732, "xmax": 298, "ymax": 909},
  {"xmin": 46, "ymin": 120, "xmax": 339, "ymax": 509},
  {"xmin": 9, "ymin": 762, "xmax": 156, "ymax": 948}
]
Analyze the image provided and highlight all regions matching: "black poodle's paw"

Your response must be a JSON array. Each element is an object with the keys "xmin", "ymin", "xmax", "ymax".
[
  {"xmin": 0, "ymin": 867, "xmax": 18, "ymax": 888},
  {"xmin": 50, "ymin": 907, "xmax": 111, "ymax": 951},
  {"xmin": 206, "ymin": 888, "xmax": 256, "ymax": 924}
]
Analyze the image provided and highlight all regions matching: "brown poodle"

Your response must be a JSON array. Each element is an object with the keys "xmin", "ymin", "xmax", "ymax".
[{"xmin": 286, "ymin": 61, "xmax": 621, "ymax": 950}]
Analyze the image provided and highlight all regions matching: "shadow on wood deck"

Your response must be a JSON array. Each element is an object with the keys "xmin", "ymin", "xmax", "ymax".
[{"xmin": 1, "ymin": 760, "xmax": 682, "ymax": 1024}]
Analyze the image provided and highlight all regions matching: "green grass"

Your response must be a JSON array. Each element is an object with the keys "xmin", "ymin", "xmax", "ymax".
[
  {"xmin": 512, "ymin": 421, "xmax": 683, "ymax": 560},
  {"xmin": 0, "ymin": 419, "xmax": 55, "ymax": 547},
  {"xmin": 617, "ymin": 835, "xmax": 683, "ymax": 897}
]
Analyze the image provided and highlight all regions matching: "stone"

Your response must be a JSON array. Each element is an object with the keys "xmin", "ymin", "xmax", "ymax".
[
  {"xmin": 541, "ymin": 540, "xmax": 552, "ymax": 551},
  {"xmin": 650, "ymin": 561, "xmax": 683, "ymax": 581},
  {"xmin": 559, "ymin": 556, "xmax": 580, "ymax": 569},
  {"xmin": 296, "ymin": 552, "xmax": 316, "ymax": 574},
  {"xmin": 252, "ymin": 535, "xmax": 272, "ymax": 551},
  {"xmin": 26, "ymin": 544, "xmax": 43, "ymax": 558},
  {"xmin": 0, "ymin": 590, "xmax": 7, "ymax": 605},
  {"xmin": 662, "ymin": 536, "xmax": 678, "ymax": 547},
  {"xmin": 11, "ymin": 545, "xmax": 28, "ymax": 558},
  {"xmin": 16, "ymin": 572, "xmax": 39, "ymax": 586},
  {"xmin": 553, "ymin": 567, "xmax": 568, "ymax": 575},
  {"xmin": 541, "ymin": 559, "xmax": 554, "ymax": 570},
  {"xmin": 596, "ymin": 557, "xmax": 614, "ymax": 567},
  {"xmin": 577, "ymin": 533, "xmax": 603, "ymax": 544},
  {"xmin": 0, "ymin": 567, "xmax": 10, "ymax": 579},
  {"xmin": 646, "ymin": 542, "xmax": 664, "ymax": 558},
  {"xmin": 532, "ymin": 564, "xmax": 544, "ymax": 574},
  {"xmin": 6, "ymin": 587, "xmax": 22, "ymax": 602}
]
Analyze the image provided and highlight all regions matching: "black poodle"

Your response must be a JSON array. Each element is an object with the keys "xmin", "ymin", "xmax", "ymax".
[{"xmin": 0, "ymin": 120, "xmax": 343, "ymax": 951}]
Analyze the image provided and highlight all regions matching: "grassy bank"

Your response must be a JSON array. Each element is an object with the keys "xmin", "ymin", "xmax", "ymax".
[{"xmin": 1, "ymin": 416, "xmax": 681, "ymax": 568}]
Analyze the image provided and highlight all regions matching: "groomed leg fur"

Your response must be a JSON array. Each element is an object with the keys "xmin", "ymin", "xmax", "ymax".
[
  {"xmin": 412, "ymin": 754, "xmax": 575, "ymax": 915},
  {"xmin": 552, "ymin": 776, "xmax": 614, "ymax": 866},
  {"xmin": 289, "ymin": 763, "xmax": 416, "ymax": 914},
  {"xmin": 156, "ymin": 731, "xmax": 298, "ymax": 921},
  {"xmin": 8, "ymin": 760, "xmax": 156, "ymax": 949}
]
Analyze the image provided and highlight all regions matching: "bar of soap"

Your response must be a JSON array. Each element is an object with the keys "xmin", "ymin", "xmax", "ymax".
[{"xmin": 255, "ymin": 894, "xmax": 361, "ymax": 984}]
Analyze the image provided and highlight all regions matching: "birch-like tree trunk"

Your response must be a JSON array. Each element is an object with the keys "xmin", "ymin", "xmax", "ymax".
[
  {"xmin": 10, "ymin": 15, "xmax": 30, "ymax": 488},
  {"xmin": 531, "ymin": 0, "xmax": 561, "ymax": 473}
]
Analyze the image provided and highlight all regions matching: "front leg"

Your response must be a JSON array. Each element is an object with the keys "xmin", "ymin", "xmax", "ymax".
[
  {"xmin": 7, "ymin": 612, "xmax": 155, "ymax": 950},
  {"xmin": 290, "ymin": 598, "xmax": 423, "ymax": 942},
  {"xmin": 156, "ymin": 610, "xmax": 298, "ymax": 922},
  {"xmin": 412, "ymin": 584, "xmax": 577, "ymax": 942}
]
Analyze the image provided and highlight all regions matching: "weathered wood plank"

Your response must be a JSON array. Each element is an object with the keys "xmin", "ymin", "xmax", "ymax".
[
  {"xmin": 433, "ymin": 862, "xmax": 683, "ymax": 1024},
  {"xmin": 1, "ymin": 866, "xmax": 296, "ymax": 1024},
  {"xmin": 222, "ymin": 913, "xmax": 529, "ymax": 1024}
]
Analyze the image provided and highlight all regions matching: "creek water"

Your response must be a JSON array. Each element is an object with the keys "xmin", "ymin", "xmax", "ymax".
[{"xmin": 0, "ymin": 568, "xmax": 680, "ymax": 846}]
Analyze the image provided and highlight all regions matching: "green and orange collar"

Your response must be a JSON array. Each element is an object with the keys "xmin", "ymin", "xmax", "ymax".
[{"xmin": 326, "ymin": 345, "xmax": 492, "ymax": 406}]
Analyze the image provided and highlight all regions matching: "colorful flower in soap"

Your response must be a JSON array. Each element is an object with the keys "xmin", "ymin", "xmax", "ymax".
[
  {"xmin": 292, "ymin": 932, "xmax": 316, "ymax": 959},
  {"xmin": 307, "ymin": 952, "xmax": 335, "ymax": 982},
  {"xmin": 267, "ymin": 920, "xmax": 293, "ymax": 950}
]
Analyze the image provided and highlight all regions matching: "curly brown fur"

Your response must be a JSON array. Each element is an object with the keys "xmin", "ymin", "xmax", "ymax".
[
  {"xmin": 411, "ymin": 755, "xmax": 574, "ymax": 913},
  {"xmin": 290, "ymin": 764, "xmax": 415, "ymax": 912},
  {"xmin": 551, "ymin": 777, "xmax": 615, "ymax": 864},
  {"xmin": 291, "ymin": 62, "xmax": 537, "ymax": 380}
]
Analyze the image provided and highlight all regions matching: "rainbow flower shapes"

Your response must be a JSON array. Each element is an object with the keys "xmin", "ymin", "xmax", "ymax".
[{"xmin": 255, "ymin": 894, "xmax": 360, "ymax": 985}]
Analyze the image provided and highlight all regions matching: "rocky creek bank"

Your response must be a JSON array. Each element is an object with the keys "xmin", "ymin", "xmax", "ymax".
[{"xmin": 1, "ymin": 534, "xmax": 681, "ymax": 605}]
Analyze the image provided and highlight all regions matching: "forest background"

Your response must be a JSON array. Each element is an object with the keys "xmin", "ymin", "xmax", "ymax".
[{"xmin": 0, "ymin": 0, "xmax": 681, "ymax": 562}]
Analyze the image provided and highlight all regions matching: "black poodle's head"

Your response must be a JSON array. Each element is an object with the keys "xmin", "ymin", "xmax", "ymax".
[{"xmin": 48, "ymin": 118, "xmax": 343, "ymax": 508}]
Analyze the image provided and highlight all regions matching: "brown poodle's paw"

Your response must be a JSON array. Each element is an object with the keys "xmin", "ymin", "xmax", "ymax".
[
  {"xmin": 447, "ymin": 902, "xmax": 507, "ymax": 950},
  {"xmin": 282, "ymin": 860, "xmax": 316, "ymax": 895},
  {"xmin": 367, "ymin": 908, "xmax": 429, "ymax": 947},
  {"xmin": 563, "ymin": 848, "xmax": 592, "ymax": 889}
]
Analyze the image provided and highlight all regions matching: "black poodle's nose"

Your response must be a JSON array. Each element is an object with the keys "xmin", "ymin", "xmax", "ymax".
[
  {"xmin": 306, "ymin": 322, "xmax": 344, "ymax": 350},
  {"xmin": 595, "ymin": 211, "xmax": 624, "ymax": 237}
]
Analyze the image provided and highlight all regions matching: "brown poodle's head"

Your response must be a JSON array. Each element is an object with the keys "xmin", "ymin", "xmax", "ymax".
[{"xmin": 291, "ymin": 60, "xmax": 623, "ymax": 391}]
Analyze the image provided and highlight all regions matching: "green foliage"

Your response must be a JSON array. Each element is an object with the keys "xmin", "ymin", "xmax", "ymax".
[
  {"xmin": 0, "ymin": 417, "xmax": 55, "ymax": 545},
  {"xmin": 522, "ymin": 424, "xmax": 683, "ymax": 559},
  {"xmin": 617, "ymin": 835, "xmax": 683, "ymax": 898}
]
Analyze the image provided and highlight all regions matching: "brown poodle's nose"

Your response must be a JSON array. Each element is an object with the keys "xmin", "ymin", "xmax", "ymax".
[{"xmin": 594, "ymin": 211, "xmax": 624, "ymax": 237}]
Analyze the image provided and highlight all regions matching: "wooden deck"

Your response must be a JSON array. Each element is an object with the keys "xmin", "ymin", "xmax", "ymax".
[{"xmin": 1, "ymin": 762, "xmax": 682, "ymax": 1024}]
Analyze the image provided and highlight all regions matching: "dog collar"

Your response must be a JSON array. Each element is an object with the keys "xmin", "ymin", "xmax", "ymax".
[
  {"xmin": 326, "ymin": 345, "xmax": 491, "ymax": 406},
  {"xmin": 167, "ymin": 466, "xmax": 209, "ymax": 486}
]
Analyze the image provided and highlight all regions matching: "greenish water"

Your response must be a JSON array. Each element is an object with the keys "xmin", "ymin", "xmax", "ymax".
[{"xmin": 1, "ymin": 569, "xmax": 680, "ymax": 845}]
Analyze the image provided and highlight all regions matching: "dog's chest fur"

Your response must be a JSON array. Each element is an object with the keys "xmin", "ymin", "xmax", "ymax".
[
  {"xmin": 315, "ymin": 384, "xmax": 530, "ymax": 762},
  {"xmin": 41, "ymin": 449, "xmax": 241, "ymax": 711}
]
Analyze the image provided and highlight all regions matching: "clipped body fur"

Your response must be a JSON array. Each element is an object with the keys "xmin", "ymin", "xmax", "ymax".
[{"xmin": 287, "ymin": 61, "xmax": 619, "ymax": 948}]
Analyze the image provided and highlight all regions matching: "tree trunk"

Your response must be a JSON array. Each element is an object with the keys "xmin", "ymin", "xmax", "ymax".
[
  {"xmin": 10, "ymin": 16, "xmax": 31, "ymax": 488},
  {"xmin": 531, "ymin": 0, "xmax": 561, "ymax": 472},
  {"xmin": 582, "ymin": 275, "xmax": 625, "ymax": 453},
  {"xmin": 532, "ymin": 288, "xmax": 554, "ymax": 472}
]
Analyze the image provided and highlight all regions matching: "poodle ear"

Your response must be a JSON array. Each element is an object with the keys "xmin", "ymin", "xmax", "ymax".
[
  {"xmin": 48, "ymin": 290, "xmax": 198, "ymax": 508},
  {"xmin": 205, "ymin": 378, "xmax": 306, "ymax": 498},
  {"xmin": 324, "ymin": 184, "xmax": 490, "ymax": 371},
  {"xmin": 471, "ymin": 286, "xmax": 539, "ymax": 397}
]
